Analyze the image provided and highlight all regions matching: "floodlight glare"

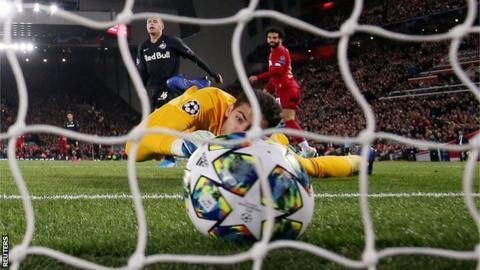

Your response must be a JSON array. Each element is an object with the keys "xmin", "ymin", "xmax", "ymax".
[
  {"xmin": 50, "ymin": 4, "xmax": 57, "ymax": 15},
  {"xmin": 0, "ymin": 0, "xmax": 13, "ymax": 18},
  {"xmin": 33, "ymin": 3, "xmax": 40, "ymax": 13},
  {"xmin": 19, "ymin": 42, "xmax": 27, "ymax": 51}
]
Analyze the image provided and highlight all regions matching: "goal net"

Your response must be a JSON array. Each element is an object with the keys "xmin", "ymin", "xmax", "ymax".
[{"xmin": 1, "ymin": 0, "xmax": 479, "ymax": 269}]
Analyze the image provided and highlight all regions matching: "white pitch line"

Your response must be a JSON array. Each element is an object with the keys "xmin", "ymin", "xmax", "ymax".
[
  {"xmin": 319, "ymin": 192, "xmax": 480, "ymax": 198},
  {"xmin": 0, "ymin": 192, "xmax": 479, "ymax": 201}
]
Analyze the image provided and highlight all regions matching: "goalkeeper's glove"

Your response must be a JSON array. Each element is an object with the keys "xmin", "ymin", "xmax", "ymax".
[
  {"xmin": 171, "ymin": 138, "xmax": 199, "ymax": 158},
  {"xmin": 181, "ymin": 139, "xmax": 198, "ymax": 157},
  {"xmin": 171, "ymin": 130, "xmax": 215, "ymax": 158}
]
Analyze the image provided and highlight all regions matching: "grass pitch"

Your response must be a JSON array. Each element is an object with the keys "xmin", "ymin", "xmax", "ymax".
[{"xmin": 0, "ymin": 160, "xmax": 479, "ymax": 270}]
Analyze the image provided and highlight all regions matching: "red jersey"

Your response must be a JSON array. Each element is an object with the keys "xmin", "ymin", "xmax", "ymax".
[
  {"xmin": 59, "ymin": 136, "xmax": 67, "ymax": 155},
  {"xmin": 257, "ymin": 44, "xmax": 299, "ymax": 92},
  {"xmin": 16, "ymin": 135, "xmax": 25, "ymax": 150}
]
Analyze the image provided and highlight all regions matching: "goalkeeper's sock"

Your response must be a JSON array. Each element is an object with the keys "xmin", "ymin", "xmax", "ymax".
[
  {"xmin": 270, "ymin": 133, "xmax": 290, "ymax": 146},
  {"xmin": 270, "ymin": 133, "xmax": 300, "ymax": 154},
  {"xmin": 345, "ymin": 155, "xmax": 361, "ymax": 175},
  {"xmin": 298, "ymin": 155, "xmax": 356, "ymax": 178}
]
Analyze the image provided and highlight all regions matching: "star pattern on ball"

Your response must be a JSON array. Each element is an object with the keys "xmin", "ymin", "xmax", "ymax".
[
  {"xmin": 234, "ymin": 143, "xmax": 299, "ymax": 179},
  {"xmin": 187, "ymin": 147, "xmax": 231, "ymax": 190},
  {"xmin": 218, "ymin": 180, "xmax": 284, "ymax": 240}
]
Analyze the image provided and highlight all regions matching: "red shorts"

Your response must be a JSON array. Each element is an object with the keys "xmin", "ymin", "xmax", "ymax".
[{"xmin": 276, "ymin": 85, "xmax": 301, "ymax": 110}]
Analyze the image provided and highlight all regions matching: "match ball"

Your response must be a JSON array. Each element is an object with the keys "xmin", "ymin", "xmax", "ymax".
[{"xmin": 183, "ymin": 132, "xmax": 314, "ymax": 241}]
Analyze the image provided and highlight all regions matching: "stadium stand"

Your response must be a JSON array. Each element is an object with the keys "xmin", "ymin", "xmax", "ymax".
[
  {"xmin": 1, "ymin": 0, "xmax": 478, "ymax": 161},
  {"xmin": 0, "ymin": 61, "xmax": 140, "ymax": 160}
]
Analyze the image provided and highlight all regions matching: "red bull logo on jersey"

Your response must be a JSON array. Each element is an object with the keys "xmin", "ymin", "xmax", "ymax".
[{"xmin": 144, "ymin": 51, "xmax": 171, "ymax": 61}]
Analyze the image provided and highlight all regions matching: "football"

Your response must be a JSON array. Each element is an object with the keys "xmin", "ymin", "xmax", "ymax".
[{"xmin": 183, "ymin": 132, "xmax": 314, "ymax": 241}]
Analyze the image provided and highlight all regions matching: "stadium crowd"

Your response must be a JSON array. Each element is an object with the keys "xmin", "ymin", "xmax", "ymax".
[
  {"xmin": 293, "ymin": 38, "xmax": 478, "ymax": 159},
  {"xmin": 248, "ymin": 0, "xmax": 478, "ymax": 160}
]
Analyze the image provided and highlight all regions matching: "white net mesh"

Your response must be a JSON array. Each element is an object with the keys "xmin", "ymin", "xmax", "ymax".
[{"xmin": 1, "ymin": 0, "xmax": 479, "ymax": 269}]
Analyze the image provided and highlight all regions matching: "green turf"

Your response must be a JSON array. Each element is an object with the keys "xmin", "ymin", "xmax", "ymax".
[{"xmin": 0, "ymin": 160, "xmax": 479, "ymax": 270}]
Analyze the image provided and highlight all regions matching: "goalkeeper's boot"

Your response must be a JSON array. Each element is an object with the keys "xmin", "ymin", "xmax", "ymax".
[
  {"xmin": 158, "ymin": 156, "xmax": 177, "ymax": 168},
  {"xmin": 167, "ymin": 74, "xmax": 211, "ymax": 93},
  {"xmin": 300, "ymin": 145, "xmax": 318, "ymax": 158}
]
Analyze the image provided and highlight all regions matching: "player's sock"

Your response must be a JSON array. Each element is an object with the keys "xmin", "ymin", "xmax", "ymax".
[
  {"xmin": 298, "ymin": 140, "xmax": 309, "ymax": 151},
  {"xmin": 298, "ymin": 140, "xmax": 317, "ymax": 158},
  {"xmin": 284, "ymin": 119, "xmax": 305, "ymax": 144}
]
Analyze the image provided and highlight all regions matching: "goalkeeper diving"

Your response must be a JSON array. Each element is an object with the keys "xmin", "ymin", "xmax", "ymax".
[{"xmin": 125, "ymin": 76, "xmax": 365, "ymax": 178}]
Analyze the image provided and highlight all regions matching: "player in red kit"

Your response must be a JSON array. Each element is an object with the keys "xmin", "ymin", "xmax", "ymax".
[
  {"xmin": 58, "ymin": 136, "xmax": 68, "ymax": 159},
  {"xmin": 249, "ymin": 27, "xmax": 317, "ymax": 158},
  {"xmin": 16, "ymin": 135, "xmax": 25, "ymax": 158}
]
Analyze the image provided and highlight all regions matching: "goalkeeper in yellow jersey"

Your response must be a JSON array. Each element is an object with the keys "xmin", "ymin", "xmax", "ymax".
[{"xmin": 125, "ymin": 78, "xmax": 362, "ymax": 178}]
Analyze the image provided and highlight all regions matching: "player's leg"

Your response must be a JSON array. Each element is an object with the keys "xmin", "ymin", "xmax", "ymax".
[
  {"xmin": 152, "ymin": 90, "xmax": 170, "ymax": 109},
  {"xmin": 66, "ymin": 139, "xmax": 76, "ymax": 160},
  {"xmin": 147, "ymin": 84, "xmax": 183, "ymax": 166},
  {"xmin": 151, "ymin": 82, "xmax": 180, "ymax": 110},
  {"xmin": 282, "ymin": 109, "xmax": 306, "ymax": 145},
  {"xmin": 74, "ymin": 141, "xmax": 80, "ymax": 160},
  {"xmin": 270, "ymin": 132, "xmax": 360, "ymax": 178},
  {"xmin": 293, "ymin": 152, "xmax": 360, "ymax": 178},
  {"xmin": 156, "ymin": 90, "xmax": 183, "ymax": 167},
  {"xmin": 167, "ymin": 74, "xmax": 211, "ymax": 92},
  {"xmin": 305, "ymin": 155, "xmax": 360, "ymax": 177},
  {"xmin": 367, "ymin": 147, "xmax": 376, "ymax": 175},
  {"xmin": 279, "ymin": 88, "xmax": 317, "ymax": 158}
]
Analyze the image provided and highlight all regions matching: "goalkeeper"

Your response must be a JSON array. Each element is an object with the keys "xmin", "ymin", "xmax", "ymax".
[{"xmin": 125, "ymin": 82, "xmax": 362, "ymax": 178}]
